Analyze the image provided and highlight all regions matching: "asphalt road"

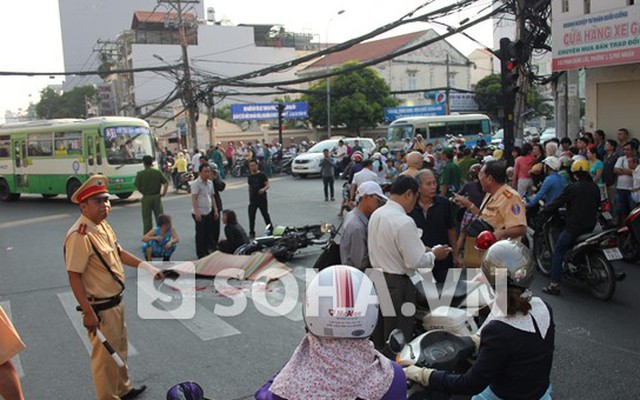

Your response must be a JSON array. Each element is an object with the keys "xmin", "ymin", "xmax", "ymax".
[{"xmin": 1, "ymin": 174, "xmax": 639, "ymax": 399}]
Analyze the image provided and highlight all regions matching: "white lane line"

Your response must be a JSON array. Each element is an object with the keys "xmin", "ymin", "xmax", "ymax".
[
  {"xmin": 57, "ymin": 292, "xmax": 138, "ymax": 356},
  {"xmin": 0, "ymin": 301, "xmax": 25, "ymax": 378},
  {"xmin": 176, "ymin": 301, "xmax": 241, "ymax": 341},
  {"xmin": 0, "ymin": 214, "xmax": 72, "ymax": 230}
]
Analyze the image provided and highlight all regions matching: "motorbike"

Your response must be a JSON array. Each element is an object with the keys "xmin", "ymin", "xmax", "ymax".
[
  {"xmin": 175, "ymin": 170, "xmax": 194, "ymax": 193},
  {"xmin": 234, "ymin": 223, "xmax": 336, "ymax": 262},
  {"xmin": 388, "ymin": 329, "xmax": 476, "ymax": 400},
  {"xmin": 231, "ymin": 158, "xmax": 249, "ymax": 178},
  {"xmin": 618, "ymin": 203, "xmax": 640, "ymax": 262},
  {"xmin": 533, "ymin": 208, "xmax": 625, "ymax": 301}
]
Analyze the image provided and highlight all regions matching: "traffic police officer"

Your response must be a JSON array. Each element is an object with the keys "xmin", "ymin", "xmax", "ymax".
[
  {"xmin": 453, "ymin": 160, "xmax": 527, "ymax": 267},
  {"xmin": 134, "ymin": 155, "xmax": 169, "ymax": 234},
  {"xmin": 65, "ymin": 175, "xmax": 161, "ymax": 400}
]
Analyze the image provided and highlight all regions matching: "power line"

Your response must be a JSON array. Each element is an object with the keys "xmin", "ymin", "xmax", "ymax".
[{"xmin": 0, "ymin": 64, "xmax": 182, "ymax": 77}]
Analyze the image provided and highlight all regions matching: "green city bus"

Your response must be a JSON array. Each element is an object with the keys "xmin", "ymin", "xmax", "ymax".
[{"xmin": 0, "ymin": 117, "xmax": 155, "ymax": 201}]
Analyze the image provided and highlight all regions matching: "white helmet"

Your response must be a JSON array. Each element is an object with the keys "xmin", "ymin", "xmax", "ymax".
[
  {"xmin": 542, "ymin": 156, "xmax": 561, "ymax": 171},
  {"xmin": 481, "ymin": 240, "xmax": 535, "ymax": 290},
  {"xmin": 303, "ymin": 265, "xmax": 379, "ymax": 339}
]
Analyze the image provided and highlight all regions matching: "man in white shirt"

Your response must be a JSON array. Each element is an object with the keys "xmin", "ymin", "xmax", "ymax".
[
  {"xmin": 349, "ymin": 159, "xmax": 379, "ymax": 208},
  {"xmin": 368, "ymin": 175, "xmax": 451, "ymax": 354},
  {"xmin": 614, "ymin": 142, "xmax": 638, "ymax": 220},
  {"xmin": 333, "ymin": 139, "xmax": 348, "ymax": 174},
  {"xmin": 192, "ymin": 149, "xmax": 202, "ymax": 175}
]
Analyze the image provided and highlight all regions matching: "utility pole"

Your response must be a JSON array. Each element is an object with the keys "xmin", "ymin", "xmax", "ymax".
[
  {"xmin": 158, "ymin": 0, "xmax": 200, "ymax": 149},
  {"xmin": 445, "ymin": 54, "xmax": 451, "ymax": 115},
  {"xmin": 513, "ymin": 0, "xmax": 528, "ymax": 143}
]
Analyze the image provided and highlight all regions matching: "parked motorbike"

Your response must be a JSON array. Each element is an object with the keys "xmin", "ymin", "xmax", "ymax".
[
  {"xmin": 618, "ymin": 203, "xmax": 640, "ymax": 262},
  {"xmin": 533, "ymin": 208, "xmax": 625, "ymax": 301},
  {"xmin": 234, "ymin": 223, "xmax": 336, "ymax": 262},
  {"xmin": 231, "ymin": 158, "xmax": 249, "ymax": 178},
  {"xmin": 388, "ymin": 329, "xmax": 475, "ymax": 400},
  {"xmin": 175, "ymin": 171, "xmax": 194, "ymax": 193}
]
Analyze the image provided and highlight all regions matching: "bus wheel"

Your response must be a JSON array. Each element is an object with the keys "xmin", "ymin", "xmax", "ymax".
[
  {"xmin": 116, "ymin": 192, "xmax": 133, "ymax": 200},
  {"xmin": 0, "ymin": 179, "xmax": 20, "ymax": 202},
  {"xmin": 66, "ymin": 179, "xmax": 82, "ymax": 202},
  {"xmin": 42, "ymin": 194, "xmax": 58, "ymax": 199}
]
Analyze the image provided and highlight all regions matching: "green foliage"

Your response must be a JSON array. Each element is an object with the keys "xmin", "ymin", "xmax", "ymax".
[
  {"xmin": 214, "ymin": 104, "xmax": 231, "ymax": 122},
  {"xmin": 35, "ymin": 85, "xmax": 98, "ymax": 119},
  {"xmin": 526, "ymin": 88, "xmax": 553, "ymax": 120},
  {"xmin": 302, "ymin": 62, "xmax": 399, "ymax": 134},
  {"xmin": 474, "ymin": 74, "xmax": 502, "ymax": 120}
]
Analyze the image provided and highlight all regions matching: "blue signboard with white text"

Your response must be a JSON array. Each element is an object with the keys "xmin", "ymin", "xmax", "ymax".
[
  {"xmin": 231, "ymin": 102, "xmax": 309, "ymax": 121},
  {"xmin": 384, "ymin": 104, "xmax": 446, "ymax": 122}
]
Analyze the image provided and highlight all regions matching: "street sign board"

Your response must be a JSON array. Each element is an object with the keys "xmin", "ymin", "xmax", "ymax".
[
  {"xmin": 231, "ymin": 102, "xmax": 309, "ymax": 121},
  {"xmin": 384, "ymin": 104, "xmax": 445, "ymax": 122}
]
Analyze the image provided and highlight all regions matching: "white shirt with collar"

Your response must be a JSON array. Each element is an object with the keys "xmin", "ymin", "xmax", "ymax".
[
  {"xmin": 368, "ymin": 199, "xmax": 435, "ymax": 275},
  {"xmin": 352, "ymin": 168, "xmax": 379, "ymax": 189}
]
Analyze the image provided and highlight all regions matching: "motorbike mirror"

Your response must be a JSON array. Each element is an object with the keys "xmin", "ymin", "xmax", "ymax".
[
  {"xmin": 387, "ymin": 329, "xmax": 406, "ymax": 354},
  {"xmin": 166, "ymin": 381, "xmax": 205, "ymax": 400}
]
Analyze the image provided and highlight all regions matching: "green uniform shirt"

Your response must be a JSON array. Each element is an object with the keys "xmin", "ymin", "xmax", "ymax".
[
  {"xmin": 458, "ymin": 156, "xmax": 477, "ymax": 182},
  {"xmin": 440, "ymin": 160, "xmax": 461, "ymax": 197},
  {"xmin": 135, "ymin": 167, "xmax": 168, "ymax": 195}
]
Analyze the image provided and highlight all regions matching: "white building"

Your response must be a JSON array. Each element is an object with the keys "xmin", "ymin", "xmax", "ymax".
[
  {"xmin": 299, "ymin": 30, "xmax": 472, "ymax": 108},
  {"xmin": 551, "ymin": 0, "xmax": 640, "ymax": 139},
  {"xmin": 467, "ymin": 48, "xmax": 495, "ymax": 87}
]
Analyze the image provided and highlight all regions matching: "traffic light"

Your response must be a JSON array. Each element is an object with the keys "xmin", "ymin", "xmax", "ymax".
[
  {"xmin": 276, "ymin": 103, "xmax": 286, "ymax": 145},
  {"xmin": 499, "ymin": 38, "xmax": 526, "ymax": 97}
]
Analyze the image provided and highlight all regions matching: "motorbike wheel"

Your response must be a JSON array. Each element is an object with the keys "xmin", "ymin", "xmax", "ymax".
[
  {"xmin": 231, "ymin": 165, "xmax": 242, "ymax": 178},
  {"xmin": 533, "ymin": 236, "xmax": 552, "ymax": 277},
  {"xmin": 619, "ymin": 233, "xmax": 640, "ymax": 262},
  {"xmin": 234, "ymin": 243, "xmax": 262, "ymax": 256},
  {"xmin": 586, "ymin": 252, "xmax": 616, "ymax": 301},
  {"xmin": 270, "ymin": 243, "xmax": 295, "ymax": 262}
]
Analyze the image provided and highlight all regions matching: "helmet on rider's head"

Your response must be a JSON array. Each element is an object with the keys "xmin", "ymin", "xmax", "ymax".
[
  {"xmin": 475, "ymin": 230, "xmax": 497, "ymax": 251},
  {"xmin": 542, "ymin": 156, "xmax": 561, "ymax": 171},
  {"xmin": 468, "ymin": 163, "xmax": 482, "ymax": 180},
  {"xmin": 303, "ymin": 265, "xmax": 378, "ymax": 339},
  {"xmin": 166, "ymin": 381, "xmax": 204, "ymax": 400},
  {"xmin": 381, "ymin": 147, "xmax": 389, "ymax": 155},
  {"xmin": 559, "ymin": 155, "xmax": 572, "ymax": 168},
  {"xmin": 571, "ymin": 159, "xmax": 590, "ymax": 173},
  {"xmin": 352, "ymin": 152, "xmax": 363, "ymax": 162},
  {"xmin": 481, "ymin": 240, "xmax": 534, "ymax": 290},
  {"xmin": 571, "ymin": 154, "xmax": 586, "ymax": 163}
]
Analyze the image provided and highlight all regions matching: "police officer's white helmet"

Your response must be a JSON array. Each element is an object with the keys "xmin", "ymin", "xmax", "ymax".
[
  {"xmin": 303, "ymin": 265, "xmax": 378, "ymax": 339},
  {"xmin": 542, "ymin": 156, "xmax": 561, "ymax": 171}
]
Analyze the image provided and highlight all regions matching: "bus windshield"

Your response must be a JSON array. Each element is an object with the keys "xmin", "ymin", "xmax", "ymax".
[
  {"xmin": 103, "ymin": 126, "xmax": 154, "ymax": 165},
  {"xmin": 387, "ymin": 124, "xmax": 413, "ymax": 142}
]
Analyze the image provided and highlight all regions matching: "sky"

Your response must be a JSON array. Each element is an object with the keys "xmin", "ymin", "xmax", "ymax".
[{"xmin": 0, "ymin": 0, "xmax": 497, "ymax": 123}]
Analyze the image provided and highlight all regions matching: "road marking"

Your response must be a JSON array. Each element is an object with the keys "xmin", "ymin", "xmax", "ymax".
[
  {"xmin": 0, "ymin": 214, "xmax": 71, "ymax": 230},
  {"xmin": 57, "ymin": 292, "xmax": 138, "ymax": 356},
  {"xmin": 176, "ymin": 301, "xmax": 241, "ymax": 341},
  {"xmin": 0, "ymin": 301, "xmax": 25, "ymax": 378}
]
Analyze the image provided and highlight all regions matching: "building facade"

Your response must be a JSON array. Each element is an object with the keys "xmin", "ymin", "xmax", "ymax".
[{"xmin": 299, "ymin": 30, "xmax": 472, "ymax": 108}]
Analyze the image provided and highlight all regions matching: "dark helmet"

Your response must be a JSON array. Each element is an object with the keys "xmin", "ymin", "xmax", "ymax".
[{"xmin": 166, "ymin": 381, "xmax": 204, "ymax": 400}]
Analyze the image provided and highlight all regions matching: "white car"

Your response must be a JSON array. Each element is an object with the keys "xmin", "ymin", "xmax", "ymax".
[{"xmin": 291, "ymin": 137, "xmax": 375, "ymax": 178}]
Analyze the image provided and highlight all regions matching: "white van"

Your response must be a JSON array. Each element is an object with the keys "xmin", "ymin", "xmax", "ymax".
[{"xmin": 291, "ymin": 137, "xmax": 375, "ymax": 178}]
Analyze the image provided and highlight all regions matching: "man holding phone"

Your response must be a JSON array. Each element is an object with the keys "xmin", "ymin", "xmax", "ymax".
[{"xmin": 368, "ymin": 176, "xmax": 451, "ymax": 355}]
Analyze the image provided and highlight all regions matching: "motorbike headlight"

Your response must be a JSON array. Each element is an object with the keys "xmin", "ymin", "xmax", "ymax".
[{"xmin": 320, "ymin": 223, "xmax": 335, "ymax": 234}]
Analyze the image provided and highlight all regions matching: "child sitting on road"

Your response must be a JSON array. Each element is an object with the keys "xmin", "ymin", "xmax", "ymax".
[{"xmin": 141, "ymin": 214, "xmax": 179, "ymax": 261}]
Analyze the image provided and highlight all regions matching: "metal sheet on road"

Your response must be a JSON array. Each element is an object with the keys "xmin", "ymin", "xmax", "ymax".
[
  {"xmin": 56, "ymin": 292, "xmax": 138, "ymax": 356},
  {"xmin": 174, "ymin": 302, "xmax": 241, "ymax": 341},
  {"xmin": 0, "ymin": 301, "xmax": 25, "ymax": 377}
]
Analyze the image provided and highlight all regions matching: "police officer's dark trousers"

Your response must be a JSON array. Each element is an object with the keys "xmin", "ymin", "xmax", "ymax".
[{"xmin": 192, "ymin": 211, "xmax": 213, "ymax": 259}]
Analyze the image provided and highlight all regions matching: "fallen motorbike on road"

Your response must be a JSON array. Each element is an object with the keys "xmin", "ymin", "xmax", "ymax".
[
  {"xmin": 234, "ymin": 223, "xmax": 337, "ymax": 262},
  {"xmin": 533, "ymin": 208, "xmax": 625, "ymax": 301}
]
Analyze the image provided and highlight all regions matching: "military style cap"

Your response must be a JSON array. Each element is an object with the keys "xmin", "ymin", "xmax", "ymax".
[{"xmin": 71, "ymin": 174, "xmax": 111, "ymax": 204}]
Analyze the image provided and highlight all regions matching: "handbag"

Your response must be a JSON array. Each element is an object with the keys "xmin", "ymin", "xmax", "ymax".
[{"xmin": 464, "ymin": 195, "xmax": 495, "ymax": 238}]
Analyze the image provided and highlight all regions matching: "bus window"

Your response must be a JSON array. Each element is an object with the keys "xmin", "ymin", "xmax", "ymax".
[
  {"xmin": 0, "ymin": 136, "xmax": 10, "ymax": 158},
  {"xmin": 465, "ymin": 121, "xmax": 483, "ymax": 135},
  {"xmin": 15, "ymin": 143, "xmax": 21, "ymax": 167},
  {"xmin": 428, "ymin": 123, "xmax": 447, "ymax": 138},
  {"xmin": 27, "ymin": 133, "xmax": 53, "ymax": 157},
  {"xmin": 54, "ymin": 132, "xmax": 82, "ymax": 156},
  {"xmin": 387, "ymin": 124, "xmax": 413, "ymax": 142},
  {"xmin": 415, "ymin": 127, "xmax": 427, "ymax": 136},
  {"xmin": 87, "ymin": 136, "xmax": 94, "ymax": 166},
  {"xmin": 447, "ymin": 122, "xmax": 468, "ymax": 136}
]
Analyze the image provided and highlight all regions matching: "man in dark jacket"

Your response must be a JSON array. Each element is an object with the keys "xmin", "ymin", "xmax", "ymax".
[{"xmin": 541, "ymin": 159, "xmax": 600, "ymax": 295}]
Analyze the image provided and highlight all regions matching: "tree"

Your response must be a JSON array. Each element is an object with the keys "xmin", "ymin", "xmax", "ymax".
[
  {"xmin": 474, "ymin": 74, "xmax": 502, "ymax": 120},
  {"xmin": 525, "ymin": 88, "xmax": 554, "ymax": 120},
  {"xmin": 35, "ymin": 85, "xmax": 98, "ymax": 119},
  {"xmin": 302, "ymin": 62, "xmax": 399, "ymax": 134},
  {"xmin": 214, "ymin": 104, "xmax": 232, "ymax": 122}
]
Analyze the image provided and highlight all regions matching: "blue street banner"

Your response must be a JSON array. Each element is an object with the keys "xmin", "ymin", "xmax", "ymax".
[
  {"xmin": 231, "ymin": 102, "xmax": 309, "ymax": 121},
  {"xmin": 384, "ymin": 104, "xmax": 445, "ymax": 122}
]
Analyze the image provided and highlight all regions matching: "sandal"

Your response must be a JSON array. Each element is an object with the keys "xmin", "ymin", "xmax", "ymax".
[{"xmin": 542, "ymin": 283, "xmax": 561, "ymax": 296}]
